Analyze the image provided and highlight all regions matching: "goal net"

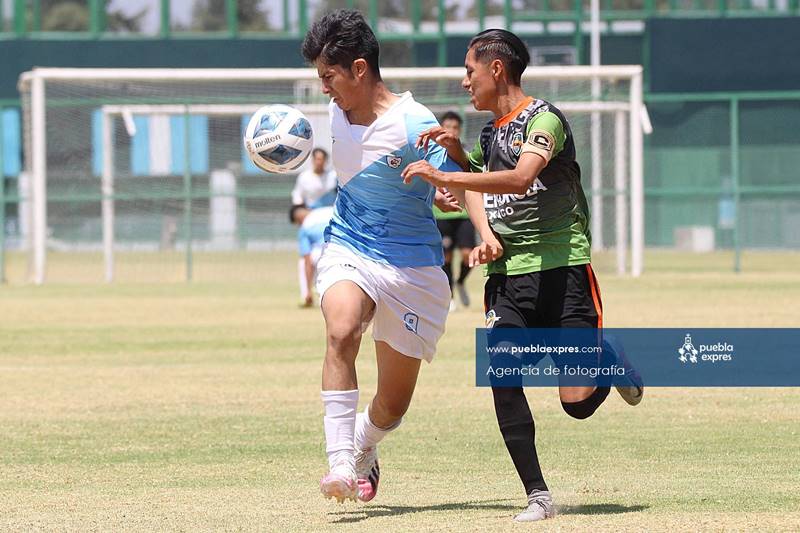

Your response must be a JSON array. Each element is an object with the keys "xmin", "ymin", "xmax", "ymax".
[{"xmin": 17, "ymin": 67, "xmax": 645, "ymax": 284}]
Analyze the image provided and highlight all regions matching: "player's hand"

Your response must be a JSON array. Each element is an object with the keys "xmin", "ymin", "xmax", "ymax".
[
  {"xmin": 302, "ymin": 295, "xmax": 313, "ymax": 307},
  {"xmin": 401, "ymin": 160, "xmax": 447, "ymax": 187},
  {"xmin": 434, "ymin": 187, "xmax": 462, "ymax": 213},
  {"xmin": 416, "ymin": 126, "xmax": 461, "ymax": 153},
  {"xmin": 469, "ymin": 237, "xmax": 504, "ymax": 267}
]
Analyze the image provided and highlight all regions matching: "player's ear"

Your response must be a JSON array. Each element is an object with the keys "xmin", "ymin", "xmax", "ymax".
[
  {"xmin": 352, "ymin": 59, "xmax": 369, "ymax": 80},
  {"xmin": 490, "ymin": 59, "xmax": 504, "ymax": 82}
]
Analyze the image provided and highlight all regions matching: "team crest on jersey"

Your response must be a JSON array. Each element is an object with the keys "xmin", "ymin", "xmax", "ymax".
[
  {"xmin": 510, "ymin": 132, "xmax": 524, "ymax": 156},
  {"xmin": 387, "ymin": 155, "xmax": 403, "ymax": 168}
]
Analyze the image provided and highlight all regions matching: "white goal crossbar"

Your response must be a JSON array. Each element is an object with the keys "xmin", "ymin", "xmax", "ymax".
[{"xmin": 19, "ymin": 66, "xmax": 647, "ymax": 284}]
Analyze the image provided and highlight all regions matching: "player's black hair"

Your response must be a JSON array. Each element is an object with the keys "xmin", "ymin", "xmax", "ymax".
[
  {"xmin": 311, "ymin": 147, "xmax": 328, "ymax": 159},
  {"xmin": 468, "ymin": 29, "xmax": 530, "ymax": 86},
  {"xmin": 289, "ymin": 204, "xmax": 308, "ymax": 224},
  {"xmin": 439, "ymin": 111, "xmax": 463, "ymax": 126},
  {"xmin": 301, "ymin": 9, "xmax": 381, "ymax": 80}
]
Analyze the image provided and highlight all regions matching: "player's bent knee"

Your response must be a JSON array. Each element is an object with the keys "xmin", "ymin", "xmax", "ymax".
[
  {"xmin": 560, "ymin": 386, "xmax": 610, "ymax": 419},
  {"xmin": 560, "ymin": 400, "xmax": 598, "ymax": 420},
  {"xmin": 326, "ymin": 323, "xmax": 362, "ymax": 353},
  {"xmin": 371, "ymin": 395, "xmax": 409, "ymax": 426}
]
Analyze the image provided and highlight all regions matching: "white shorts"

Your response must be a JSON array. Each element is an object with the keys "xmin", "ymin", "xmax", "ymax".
[{"xmin": 316, "ymin": 242, "xmax": 450, "ymax": 362}]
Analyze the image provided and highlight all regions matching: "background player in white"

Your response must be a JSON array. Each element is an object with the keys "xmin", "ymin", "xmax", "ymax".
[
  {"xmin": 301, "ymin": 9, "xmax": 462, "ymax": 504},
  {"xmin": 291, "ymin": 148, "xmax": 336, "ymax": 301},
  {"xmin": 291, "ymin": 147, "xmax": 337, "ymax": 208},
  {"xmin": 290, "ymin": 204, "xmax": 334, "ymax": 307}
]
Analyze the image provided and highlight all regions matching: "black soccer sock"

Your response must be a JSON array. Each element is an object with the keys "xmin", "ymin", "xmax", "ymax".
[
  {"xmin": 492, "ymin": 386, "xmax": 549, "ymax": 495},
  {"xmin": 561, "ymin": 385, "xmax": 611, "ymax": 420},
  {"xmin": 442, "ymin": 261, "xmax": 453, "ymax": 289},
  {"xmin": 457, "ymin": 261, "xmax": 472, "ymax": 285}
]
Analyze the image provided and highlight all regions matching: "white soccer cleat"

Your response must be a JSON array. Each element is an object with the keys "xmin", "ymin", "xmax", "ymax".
[
  {"xmin": 514, "ymin": 490, "xmax": 555, "ymax": 522},
  {"xmin": 355, "ymin": 446, "xmax": 380, "ymax": 502},
  {"xmin": 603, "ymin": 336, "xmax": 644, "ymax": 406},
  {"xmin": 320, "ymin": 460, "xmax": 358, "ymax": 504}
]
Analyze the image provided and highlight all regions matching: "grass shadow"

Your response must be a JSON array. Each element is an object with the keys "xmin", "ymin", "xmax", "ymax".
[
  {"xmin": 328, "ymin": 498, "xmax": 518, "ymax": 524},
  {"xmin": 558, "ymin": 503, "xmax": 649, "ymax": 515}
]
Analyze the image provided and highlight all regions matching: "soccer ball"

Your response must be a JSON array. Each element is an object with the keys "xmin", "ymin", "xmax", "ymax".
[{"xmin": 243, "ymin": 104, "xmax": 313, "ymax": 173}]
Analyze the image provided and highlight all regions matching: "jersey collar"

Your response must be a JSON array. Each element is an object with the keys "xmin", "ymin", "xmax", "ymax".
[{"xmin": 493, "ymin": 96, "xmax": 534, "ymax": 128}]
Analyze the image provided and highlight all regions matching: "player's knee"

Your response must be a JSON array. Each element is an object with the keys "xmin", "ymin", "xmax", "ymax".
[
  {"xmin": 371, "ymin": 395, "xmax": 409, "ymax": 425},
  {"xmin": 560, "ymin": 386, "xmax": 610, "ymax": 420},
  {"xmin": 326, "ymin": 322, "xmax": 362, "ymax": 354},
  {"xmin": 561, "ymin": 400, "xmax": 598, "ymax": 420}
]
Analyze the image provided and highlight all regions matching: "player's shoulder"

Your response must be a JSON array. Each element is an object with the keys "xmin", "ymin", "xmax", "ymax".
[
  {"xmin": 398, "ymin": 93, "xmax": 439, "ymax": 132},
  {"xmin": 527, "ymin": 99, "xmax": 566, "ymax": 124}
]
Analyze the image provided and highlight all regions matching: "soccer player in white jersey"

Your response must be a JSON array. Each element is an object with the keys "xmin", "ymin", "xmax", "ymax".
[{"xmin": 301, "ymin": 10, "xmax": 463, "ymax": 504}]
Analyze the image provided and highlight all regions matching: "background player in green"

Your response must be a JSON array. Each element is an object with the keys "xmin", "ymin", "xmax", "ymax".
[
  {"xmin": 432, "ymin": 111, "xmax": 476, "ymax": 310},
  {"xmin": 402, "ymin": 29, "xmax": 644, "ymax": 523}
]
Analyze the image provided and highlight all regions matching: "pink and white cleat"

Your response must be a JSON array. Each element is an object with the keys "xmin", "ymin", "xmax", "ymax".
[
  {"xmin": 320, "ymin": 461, "xmax": 358, "ymax": 503},
  {"xmin": 355, "ymin": 446, "xmax": 380, "ymax": 502}
]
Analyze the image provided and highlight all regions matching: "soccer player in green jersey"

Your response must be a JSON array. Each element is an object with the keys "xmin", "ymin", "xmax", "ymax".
[{"xmin": 402, "ymin": 29, "xmax": 644, "ymax": 522}]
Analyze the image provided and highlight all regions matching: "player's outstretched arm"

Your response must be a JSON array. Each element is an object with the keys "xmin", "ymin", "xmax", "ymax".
[
  {"xmin": 415, "ymin": 126, "xmax": 469, "ymax": 171},
  {"xmin": 401, "ymin": 151, "xmax": 548, "ymax": 195}
]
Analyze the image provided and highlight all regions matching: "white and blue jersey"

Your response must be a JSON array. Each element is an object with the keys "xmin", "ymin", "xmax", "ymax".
[
  {"xmin": 298, "ymin": 206, "xmax": 334, "ymax": 257},
  {"xmin": 326, "ymin": 92, "xmax": 461, "ymax": 267}
]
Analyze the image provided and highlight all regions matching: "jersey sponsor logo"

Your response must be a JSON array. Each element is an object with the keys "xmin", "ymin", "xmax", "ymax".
[
  {"xmin": 483, "ymin": 179, "xmax": 548, "ymax": 222},
  {"xmin": 510, "ymin": 131, "xmax": 524, "ymax": 156},
  {"xmin": 484, "ymin": 179, "xmax": 548, "ymax": 208},
  {"xmin": 387, "ymin": 155, "xmax": 403, "ymax": 168},
  {"xmin": 403, "ymin": 312, "xmax": 420, "ymax": 334},
  {"xmin": 341, "ymin": 263, "xmax": 356, "ymax": 271},
  {"xmin": 527, "ymin": 130, "xmax": 555, "ymax": 152}
]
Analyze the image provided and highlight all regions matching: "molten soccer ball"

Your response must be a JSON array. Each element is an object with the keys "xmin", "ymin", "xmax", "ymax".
[{"xmin": 243, "ymin": 104, "xmax": 313, "ymax": 173}]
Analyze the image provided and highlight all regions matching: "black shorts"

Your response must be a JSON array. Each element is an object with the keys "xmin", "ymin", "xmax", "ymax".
[
  {"xmin": 437, "ymin": 218, "xmax": 477, "ymax": 253},
  {"xmin": 483, "ymin": 264, "xmax": 602, "ymax": 329},
  {"xmin": 483, "ymin": 265, "xmax": 607, "ymax": 386}
]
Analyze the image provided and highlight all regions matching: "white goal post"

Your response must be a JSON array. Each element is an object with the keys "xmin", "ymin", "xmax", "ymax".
[{"xmin": 19, "ymin": 66, "xmax": 648, "ymax": 284}]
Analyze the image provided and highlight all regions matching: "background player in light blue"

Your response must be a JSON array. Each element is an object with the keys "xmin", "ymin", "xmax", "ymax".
[{"xmin": 290, "ymin": 204, "xmax": 334, "ymax": 307}]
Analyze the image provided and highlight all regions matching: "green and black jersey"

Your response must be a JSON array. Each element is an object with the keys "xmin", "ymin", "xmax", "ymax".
[{"xmin": 467, "ymin": 97, "xmax": 591, "ymax": 276}]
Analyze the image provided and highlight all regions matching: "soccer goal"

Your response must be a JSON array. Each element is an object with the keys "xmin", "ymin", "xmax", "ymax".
[{"xmin": 17, "ymin": 66, "xmax": 647, "ymax": 284}]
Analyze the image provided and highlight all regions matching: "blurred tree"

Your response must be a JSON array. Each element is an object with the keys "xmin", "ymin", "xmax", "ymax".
[
  {"xmin": 37, "ymin": 0, "xmax": 147, "ymax": 32},
  {"xmin": 41, "ymin": 1, "xmax": 89, "ymax": 31},
  {"xmin": 191, "ymin": 0, "xmax": 271, "ymax": 32},
  {"xmin": 312, "ymin": 0, "xmax": 457, "ymax": 23},
  {"xmin": 106, "ymin": 5, "xmax": 148, "ymax": 33}
]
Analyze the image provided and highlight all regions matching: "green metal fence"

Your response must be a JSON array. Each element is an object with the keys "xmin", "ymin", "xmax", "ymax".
[
  {"xmin": 644, "ymin": 91, "xmax": 800, "ymax": 272},
  {"xmin": 2, "ymin": 0, "xmax": 798, "ymax": 43}
]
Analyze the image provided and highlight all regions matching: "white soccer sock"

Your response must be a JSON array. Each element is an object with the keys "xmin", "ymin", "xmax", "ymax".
[
  {"xmin": 321, "ymin": 389, "xmax": 359, "ymax": 471},
  {"xmin": 354, "ymin": 404, "xmax": 402, "ymax": 451}
]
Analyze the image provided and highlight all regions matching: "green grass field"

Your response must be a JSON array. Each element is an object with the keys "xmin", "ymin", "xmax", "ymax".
[{"xmin": 2, "ymin": 250, "xmax": 800, "ymax": 531}]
